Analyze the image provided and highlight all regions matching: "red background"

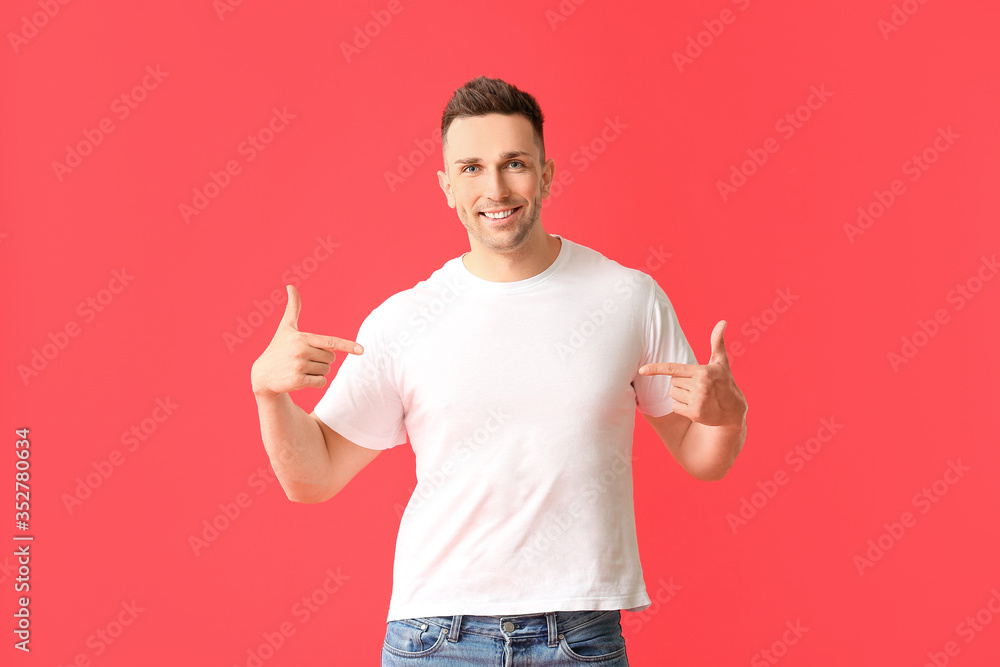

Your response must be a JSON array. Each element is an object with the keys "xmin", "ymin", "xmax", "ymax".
[{"xmin": 3, "ymin": 0, "xmax": 999, "ymax": 665}]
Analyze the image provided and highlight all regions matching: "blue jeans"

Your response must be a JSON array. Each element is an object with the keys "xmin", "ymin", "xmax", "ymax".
[{"xmin": 381, "ymin": 609, "xmax": 629, "ymax": 665}]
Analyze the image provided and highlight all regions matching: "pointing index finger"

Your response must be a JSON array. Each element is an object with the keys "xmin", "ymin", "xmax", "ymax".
[
  {"xmin": 304, "ymin": 333, "xmax": 364, "ymax": 354},
  {"xmin": 638, "ymin": 362, "xmax": 698, "ymax": 377}
]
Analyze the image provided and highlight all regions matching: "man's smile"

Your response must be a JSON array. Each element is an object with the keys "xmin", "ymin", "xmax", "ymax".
[{"xmin": 480, "ymin": 205, "xmax": 522, "ymax": 223}]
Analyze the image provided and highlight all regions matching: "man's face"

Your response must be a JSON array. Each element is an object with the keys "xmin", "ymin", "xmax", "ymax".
[{"xmin": 437, "ymin": 113, "xmax": 554, "ymax": 255}]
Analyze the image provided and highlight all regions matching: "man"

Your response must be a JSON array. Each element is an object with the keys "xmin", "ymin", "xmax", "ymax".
[{"xmin": 251, "ymin": 75, "xmax": 748, "ymax": 666}]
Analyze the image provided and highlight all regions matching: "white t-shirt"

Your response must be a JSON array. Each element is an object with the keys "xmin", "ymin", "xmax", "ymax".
[{"xmin": 313, "ymin": 235, "xmax": 697, "ymax": 622}]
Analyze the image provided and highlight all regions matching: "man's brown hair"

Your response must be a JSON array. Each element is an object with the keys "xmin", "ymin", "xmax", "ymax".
[{"xmin": 440, "ymin": 75, "xmax": 546, "ymax": 168}]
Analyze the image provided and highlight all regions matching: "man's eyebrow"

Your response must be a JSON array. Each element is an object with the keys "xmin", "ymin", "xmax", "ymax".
[{"xmin": 454, "ymin": 150, "xmax": 532, "ymax": 166}]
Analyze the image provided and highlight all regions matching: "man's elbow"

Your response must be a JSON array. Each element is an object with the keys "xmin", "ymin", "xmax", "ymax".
[
  {"xmin": 280, "ymin": 479, "xmax": 338, "ymax": 504},
  {"xmin": 688, "ymin": 464, "xmax": 730, "ymax": 482},
  {"xmin": 286, "ymin": 492, "xmax": 330, "ymax": 504},
  {"xmin": 685, "ymin": 455, "xmax": 736, "ymax": 481}
]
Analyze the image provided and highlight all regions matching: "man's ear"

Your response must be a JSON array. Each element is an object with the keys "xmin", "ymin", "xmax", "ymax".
[
  {"xmin": 541, "ymin": 157, "xmax": 555, "ymax": 199},
  {"xmin": 437, "ymin": 170, "xmax": 455, "ymax": 208}
]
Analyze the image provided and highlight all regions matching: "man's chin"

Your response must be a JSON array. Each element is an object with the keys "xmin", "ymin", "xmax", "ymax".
[{"xmin": 476, "ymin": 229, "xmax": 521, "ymax": 247}]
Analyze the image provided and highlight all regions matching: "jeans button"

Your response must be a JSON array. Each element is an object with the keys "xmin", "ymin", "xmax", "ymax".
[{"xmin": 503, "ymin": 621, "xmax": 515, "ymax": 632}]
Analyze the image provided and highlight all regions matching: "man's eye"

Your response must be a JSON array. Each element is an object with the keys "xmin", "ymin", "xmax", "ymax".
[
  {"xmin": 462, "ymin": 165, "xmax": 478, "ymax": 173},
  {"xmin": 508, "ymin": 161, "xmax": 523, "ymax": 169}
]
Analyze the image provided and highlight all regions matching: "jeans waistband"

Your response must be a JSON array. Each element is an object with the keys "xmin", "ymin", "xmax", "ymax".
[{"xmin": 410, "ymin": 609, "xmax": 620, "ymax": 647}]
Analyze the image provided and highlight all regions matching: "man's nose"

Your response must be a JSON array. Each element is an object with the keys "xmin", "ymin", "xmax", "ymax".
[{"xmin": 483, "ymin": 168, "xmax": 511, "ymax": 201}]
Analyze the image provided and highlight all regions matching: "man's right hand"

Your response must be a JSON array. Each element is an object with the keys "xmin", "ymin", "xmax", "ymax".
[{"xmin": 250, "ymin": 285, "xmax": 364, "ymax": 398}]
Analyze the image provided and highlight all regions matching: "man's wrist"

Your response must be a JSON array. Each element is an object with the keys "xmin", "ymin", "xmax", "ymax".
[{"xmin": 253, "ymin": 386, "xmax": 285, "ymax": 403}]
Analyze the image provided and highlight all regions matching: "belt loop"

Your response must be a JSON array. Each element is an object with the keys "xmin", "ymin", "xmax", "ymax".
[
  {"xmin": 546, "ymin": 612, "xmax": 559, "ymax": 647},
  {"xmin": 449, "ymin": 615, "xmax": 463, "ymax": 642}
]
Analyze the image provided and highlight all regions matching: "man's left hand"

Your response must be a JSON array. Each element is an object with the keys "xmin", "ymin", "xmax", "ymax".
[{"xmin": 638, "ymin": 320, "xmax": 747, "ymax": 428}]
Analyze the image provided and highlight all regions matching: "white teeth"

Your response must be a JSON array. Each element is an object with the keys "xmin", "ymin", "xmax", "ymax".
[{"xmin": 483, "ymin": 208, "xmax": 516, "ymax": 219}]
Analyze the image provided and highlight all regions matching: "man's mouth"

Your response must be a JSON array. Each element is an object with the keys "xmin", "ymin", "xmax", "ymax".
[{"xmin": 480, "ymin": 206, "xmax": 521, "ymax": 222}]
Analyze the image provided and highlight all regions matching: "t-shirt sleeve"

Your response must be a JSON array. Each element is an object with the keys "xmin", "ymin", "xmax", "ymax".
[
  {"xmin": 312, "ymin": 305, "xmax": 408, "ymax": 450},
  {"xmin": 633, "ymin": 279, "xmax": 698, "ymax": 417}
]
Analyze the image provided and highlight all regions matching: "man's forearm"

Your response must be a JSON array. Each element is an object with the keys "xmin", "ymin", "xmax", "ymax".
[
  {"xmin": 255, "ymin": 392, "xmax": 333, "ymax": 501},
  {"xmin": 679, "ymin": 416, "xmax": 747, "ymax": 481}
]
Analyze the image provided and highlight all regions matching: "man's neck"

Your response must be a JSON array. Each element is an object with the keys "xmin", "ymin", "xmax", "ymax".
[{"xmin": 462, "ymin": 233, "xmax": 562, "ymax": 283}]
